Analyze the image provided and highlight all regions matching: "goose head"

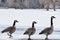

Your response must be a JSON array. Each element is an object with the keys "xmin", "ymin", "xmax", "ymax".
[
  {"xmin": 33, "ymin": 21, "xmax": 37, "ymax": 24},
  {"xmin": 14, "ymin": 20, "xmax": 18, "ymax": 23},
  {"xmin": 50, "ymin": 16, "xmax": 55, "ymax": 26},
  {"xmin": 32, "ymin": 21, "xmax": 37, "ymax": 28},
  {"xmin": 13, "ymin": 20, "xmax": 18, "ymax": 26},
  {"xmin": 51, "ymin": 16, "xmax": 56, "ymax": 19}
]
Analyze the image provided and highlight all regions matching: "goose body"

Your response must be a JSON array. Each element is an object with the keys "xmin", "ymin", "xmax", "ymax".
[
  {"xmin": 1, "ymin": 20, "xmax": 18, "ymax": 38},
  {"xmin": 2, "ymin": 26, "xmax": 16, "ymax": 34},
  {"xmin": 24, "ymin": 27, "xmax": 36, "ymax": 35},
  {"xmin": 39, "ymin": 27, "xmax": 53, "ymax": 35},
  {"xmin": 39, "ymin": 16, "xmax": 55, "ymax": 39},
  {"xmin": 24, "ymin": 21, "xmax": 37, "ymax": 40}
]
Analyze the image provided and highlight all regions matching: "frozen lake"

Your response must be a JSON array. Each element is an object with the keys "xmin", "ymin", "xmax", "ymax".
[
  {"xmin": 0, "ymin": 25, "xmax": 60, "ymax": 40},
  {"xmin": 0, "ymin": 9, "xmax": 60, "ymax": 40}
]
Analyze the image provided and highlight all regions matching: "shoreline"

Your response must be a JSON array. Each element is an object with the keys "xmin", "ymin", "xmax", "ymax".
[{"xmin": 0, "ymin": 39, "xmax": 60, "ymax": 40}]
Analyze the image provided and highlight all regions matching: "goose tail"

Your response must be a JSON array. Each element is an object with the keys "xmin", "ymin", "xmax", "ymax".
[
  {"xmin": 39, "ymin": 32, "xmax": 42, "ymax": 34},
  {"xmin": 24, "ymin": 32, "xmax": 26, "ymax": 34},
  {"xmin": 1, "ymin": 29, "xmax": 6, "ymax": 33},
  {"xmin": 24, "ymin": 31, "xmax": 27, "ymax": 34},
  {"xmin": 1, "ymin": 30, "xmax": 5, "ymax": 33},
  {"xmin": 39, "ymin": 31, "xmax": 43, "ymax": 34}
]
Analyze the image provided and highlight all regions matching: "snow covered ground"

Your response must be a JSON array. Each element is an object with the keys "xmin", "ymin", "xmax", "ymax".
[{"xmin": 0, "ymin": 9, "xmax": 60, "ymax": 40}]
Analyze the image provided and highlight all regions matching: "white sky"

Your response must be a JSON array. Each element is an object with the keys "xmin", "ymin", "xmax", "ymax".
[{"xmin": 0, "ymin": 9, "xmax": 60, "ymax": 29}]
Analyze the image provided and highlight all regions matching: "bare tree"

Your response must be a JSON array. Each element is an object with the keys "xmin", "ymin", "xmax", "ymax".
[{"xmin": 44, "ymin": 0, "xmax": 56, "ymax": 11}]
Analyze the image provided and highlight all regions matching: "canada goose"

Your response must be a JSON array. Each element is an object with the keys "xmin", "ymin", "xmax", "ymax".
[
  {"xmin": 24, "ymin": 21, "xmax": 37, "ymax": 40},
  {"xmin": 39, "ymin": 16, "xmax": 55, "ymax": 40},
  {"xmin": 1, "ymin": 20, "xmax": 18, "ymax": 38}
]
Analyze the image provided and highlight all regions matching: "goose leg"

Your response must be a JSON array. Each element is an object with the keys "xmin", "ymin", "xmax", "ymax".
[
  {"xmin": 7, "ymin": 33, "xmax": 9, "ymax": 36},
  {"xmin": 28, "ymin": 35, "xmax": 31, "ymax": 40},
  {"xmin": 45, "ymin": 35, "xmax": 48, "ymax": 40},
  {"xmin": 7, "ymin": 33, "xmax": 13, "ymax": 38},
  {"xmin": 9, "ymin": 34, "xmax": 13, "ymax": 38}
]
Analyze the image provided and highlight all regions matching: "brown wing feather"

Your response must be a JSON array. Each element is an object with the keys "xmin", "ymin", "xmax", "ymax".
[
  {"xmin": 24, "ymin": 28, "xmax": 32, "ymax": 34},
  {"xmin": 39, "ymin": 27, "xmax": 51, "ymax": 34},
  {"xmin": 24, "ymin": 28, "xmax": 35, "ymax": 35},
  {"xmin": 1, "ymin": 26, "xmax": 12, "ymax": 33}
]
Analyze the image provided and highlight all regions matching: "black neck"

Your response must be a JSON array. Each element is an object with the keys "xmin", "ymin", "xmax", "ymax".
[
  {"xmin": 13, "ymin": 21, "xmax": 16, "ymax": 27},
  {"xmin": 32, "ymin": 23, "xmax": 34, "ymax": 28},
  {"xmin": 51, "ymin": 17, "xmax": 53, "ymax": 26}
]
